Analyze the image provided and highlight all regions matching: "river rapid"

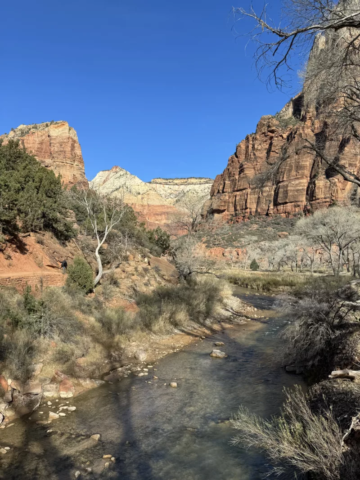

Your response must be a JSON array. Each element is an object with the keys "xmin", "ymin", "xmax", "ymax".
[{"xmin": 0, "ymin": 290, "xmax": 304, "ymax": 480}]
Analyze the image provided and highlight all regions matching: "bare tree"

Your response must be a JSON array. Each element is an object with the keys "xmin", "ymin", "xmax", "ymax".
[
  {"xmin": 172, "ymin": 236, "xmax": 215, "ymax": 280},
  {"xmin": 234, "ymin": 0, "xmax": 360, "ymax": 88},
  {"xmin": 236, "ymin": 0, "xmax": 360, "ymax": 190},
  {"xmin": 71, "ymin": 190, "xmax": 130, "ymax": 286},
  {"xmin": 173, "ymin": 194, "xmax": 208, "ymax": 235},
  {"xmin": 295, "ymin": 206, "xmax": 360, "ymax": 275}
]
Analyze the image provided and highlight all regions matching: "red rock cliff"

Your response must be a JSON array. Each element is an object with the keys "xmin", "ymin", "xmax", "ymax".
[
  {"xmin": 1, "ymin": 121, "xmax": 88, "ymax": 188},
  {"xmin": 204, "ymin": 94, "xmax": 360, "ymax": 221}
]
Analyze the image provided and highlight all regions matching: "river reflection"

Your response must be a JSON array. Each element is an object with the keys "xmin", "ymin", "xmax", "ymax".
[{"xmin": 0, "ymin": 290, "xmax": 304, "ymax": 480}]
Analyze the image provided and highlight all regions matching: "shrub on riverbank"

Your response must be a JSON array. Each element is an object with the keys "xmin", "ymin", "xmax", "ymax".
[
  {"xmin": 232, "ymin": 386, "xmax": 360, "ymax": 480},
  {"xmin": 226, "ymin": 272, "xmax": 308, "ymax": 292},
  {"xmin": 278, "ymin": 277, "xmax": 360, "ymax": 378},
  {"xmin": 135, "ymin": 278, "xmax": 228, "ymax": 333},
  {"xmin": 0, "ymin": 278, "xmax": 230, "ymax": 382}
]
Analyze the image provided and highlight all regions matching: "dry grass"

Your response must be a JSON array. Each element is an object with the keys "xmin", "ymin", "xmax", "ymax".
[
  {"xmin": 0, "ymin": 277, "xmax": 229, "ymax": 382},
  {"xmin": 135, "ymin": 277, "xmax": 227, "ymax": 333},
  {"xmin": 226, "ymin": 271, "xmax": 309, "ymax": 292}
]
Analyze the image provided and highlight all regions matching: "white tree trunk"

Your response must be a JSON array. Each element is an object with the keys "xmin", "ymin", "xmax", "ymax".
[{"xmin": 94, "ymin": 244, "xmax": 103, "ymax": 287}]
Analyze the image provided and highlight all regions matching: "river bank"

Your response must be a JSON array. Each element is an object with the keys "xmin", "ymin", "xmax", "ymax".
[{"xmin": 0, "ymin": 290, "xmax": 304, "ymax": 480}]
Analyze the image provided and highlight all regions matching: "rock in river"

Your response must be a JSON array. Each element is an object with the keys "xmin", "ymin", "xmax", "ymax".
[{"xmin": 210, "ymin": 349, "xmax": 228, "ymax": 359}]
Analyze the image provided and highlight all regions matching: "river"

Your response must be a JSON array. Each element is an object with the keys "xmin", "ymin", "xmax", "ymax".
[{"xmin": 0, "ymin": 290, "xmax": 304, "ymax": 480}]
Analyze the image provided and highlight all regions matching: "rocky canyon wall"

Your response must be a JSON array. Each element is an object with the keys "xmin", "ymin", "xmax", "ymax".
[
  {"xmin": 91, "ymin": 167, "xmax": 213, "ymax": 231},
  {"xmin": 1, "ymin": 121, "xmax": 88, "ymax": 188},
  {"xmin": 204, "ymin": 30, "xmax": 360, "ymax": 222}
]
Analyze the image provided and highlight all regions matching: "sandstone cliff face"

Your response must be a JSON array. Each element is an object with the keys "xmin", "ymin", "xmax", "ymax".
[
  {"xmin": 204, "ymin": 31, "xmax": 360, "ymax": 221},
  {"xmin": 1, "ymin": 121, "xmax": 88, "ymax": 188},
  {"xmin": 90, "ymin": 167, "xmax": 213, "ymax": 230}
]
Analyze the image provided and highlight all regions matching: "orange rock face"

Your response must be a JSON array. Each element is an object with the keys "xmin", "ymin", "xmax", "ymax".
[
  {"xmin": 1, "ymin": 121, "xmax": 88, "ymax": 188},
  {"xmin": 204, "ymin": 97, "xmax": 360, "ymax": 221}
]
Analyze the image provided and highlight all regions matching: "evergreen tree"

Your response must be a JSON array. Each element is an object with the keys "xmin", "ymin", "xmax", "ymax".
[
  {"xmin": 0, "ymin": 140, "xmax": 75, "ymax": 240},
  {"xmin": 66, "ymin": 257, "xmax": 93, "ymax": 293},
  {"xmin": 250, "ymin": 259, "xmax": 260, "ymax": 271}
]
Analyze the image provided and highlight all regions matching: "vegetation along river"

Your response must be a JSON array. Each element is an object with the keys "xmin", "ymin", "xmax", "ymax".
[{"xmin": 0, "ymin": 290, "xmax": 305, "ymax": 480}]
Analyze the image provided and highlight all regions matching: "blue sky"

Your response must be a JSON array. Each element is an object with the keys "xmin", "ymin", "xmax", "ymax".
[{"xmin": 1, "ymin": 0, "xmax": 302, "ymax": 181}]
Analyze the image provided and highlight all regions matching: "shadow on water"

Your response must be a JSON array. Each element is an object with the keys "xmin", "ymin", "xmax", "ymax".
[{"xmin": 0, "ymin": 291, "xmax": 304, "ymax": 480}]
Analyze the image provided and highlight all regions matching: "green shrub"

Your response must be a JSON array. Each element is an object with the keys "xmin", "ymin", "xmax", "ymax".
[
  {"xmin": 66, "ymin": 257, "xmax": 93, "ymax": 293},
  {"xmin": 0, "ymin": 140, "xmax": 75, "ymax": 240},
  {"xmin": 146, "ymin": 227, "xmax": 171, "ymax": 255},
  {"xmin": 250, "ymin": 259, "xmax": 260, "ymax": 271},
  {"xmin": 227, "ymin": 272, "xmax": 307, "ymax": 292}
]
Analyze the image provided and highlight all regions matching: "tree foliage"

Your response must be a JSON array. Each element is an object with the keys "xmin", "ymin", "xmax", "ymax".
[
  {"xmin": 146, "ymin": 227, "xmax": 171, "ymax": 254},
  {"xmin": 0, "ymin": 140, "xmax": 74, "ymax": 240},
  {"xmin": 250, "ymin": 258, "xmax": 260, "ymax": 271},
  {"xmin": 66, "ymin": 256, "xmax": 94, "ymax": 293}
]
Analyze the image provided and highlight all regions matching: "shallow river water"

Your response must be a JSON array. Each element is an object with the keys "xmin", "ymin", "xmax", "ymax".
[{"xmin": 0, "ymin": 291, "xmax": 304, "ymax": 480}]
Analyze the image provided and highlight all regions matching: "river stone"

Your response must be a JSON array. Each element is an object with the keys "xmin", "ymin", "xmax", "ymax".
[
  {"xmin": 134, "ymin": 350, "xmax": 147, "ymax": 362},
  {"xmin": 170, "ymin": 382, "xmax": 178, "ymax": 388},
  {"xmin": 91, "ymin": 434, "xmax": 100, "ymax": 442},
  {"xmin": 214, "ymin": 342, "xmax": 225, "ymax": 347},
  {"xmin": 59, "ymin": 379, "xmax": 75, "ymax": 398},
  {"xmin": 210, "ymin": 349, "xmax": 228, "ymax": 359},
  {"xmin": 43, "ymin": 384, "xmax": 59, "ymax": 398},
  {"xmin": 3, "ymin": 390, "xmax": 12, "ymax": 403},
  {"xmin": 49, "ymin": 412, "xmax": 59, "ymax": 420}
]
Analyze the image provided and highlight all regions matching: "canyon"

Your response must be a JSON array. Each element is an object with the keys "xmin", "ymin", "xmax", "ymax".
[
  {"xmin": 204, "ymin": 95, "xmax": 360, "ymax": 222},
  {"xmin": 1, "ymin": 122, "xmax": 213, "ymax": 231},
  {"xmin": 1, "ymin": 121, "xmax": 88, "ymax": 189},
  {"xmin": 91, "ymin": 166, "xmax": 213, "ymax": 230},
  {"xmin": 204, "ymin": 30, "xmax": 360, "ymax": 222}
]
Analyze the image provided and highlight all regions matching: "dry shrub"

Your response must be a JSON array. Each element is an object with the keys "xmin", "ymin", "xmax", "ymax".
[
  {"xmin": 0, "ymin": 330, "xmax": 38, "ymax": 382},
  {"xmin": 135, "ymin": 278, "xmax": 226, "ymax": 332},
  {"xmin": 52, "ymin": 344, "xmax": 76, "ymax": 364},
  {"xmin": 95, "ymin": 307, "xmax": 139, "ymax": 337},
  {"xmin": 277, "ymin": 279, "xmax": 360, "ymax": 377},
  {"xmin": 232, "ymin": 386, "xmax": 348, "ymax": 480}
]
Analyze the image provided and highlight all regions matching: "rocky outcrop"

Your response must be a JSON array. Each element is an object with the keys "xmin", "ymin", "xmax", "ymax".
[
  {"xmin": 204, "ymin": 31, "xmax": 360, "ymax": 222},
  {"xmin": 1, "ymin": 121, "xmax": 88, "ymax": 188},
  {"xmin": 90, "ymin": 166, "xmax": 213, "ymax": 230}
]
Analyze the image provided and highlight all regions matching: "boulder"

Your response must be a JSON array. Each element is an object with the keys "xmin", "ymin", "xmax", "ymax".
[
  {"xmin": 23, "ymin": 382, "xmax": 42, "ymax": 395},
  {"xmin": 10, "ymin": 380, "xmax": 23, "ymax": 392},
  {"xmin": 134, "ymin": 350, "xmax": 147, "ymax": 362},
  {"xmin": 210, "ymin": 349, "xmax": 228, "ymax": 359},
  {"xmin": 43, "ymin": 383, "xmax": 59, "ymax": 398},
  {"xmin": 59, "ymin": 379, "xmax": 75, "ymax": 398},
  {"xmin": 0, "ymin": 376, "xmax": 8, "ymax": 393}
]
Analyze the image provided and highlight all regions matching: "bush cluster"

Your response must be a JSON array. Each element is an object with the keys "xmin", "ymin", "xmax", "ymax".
[
  {"xmin": 0, "ymin": 140, "xmax": 74, "ymax": 240},
  {"xmin": 66, "ymin": 257, "xmax": 94, "ymax": 293}
]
